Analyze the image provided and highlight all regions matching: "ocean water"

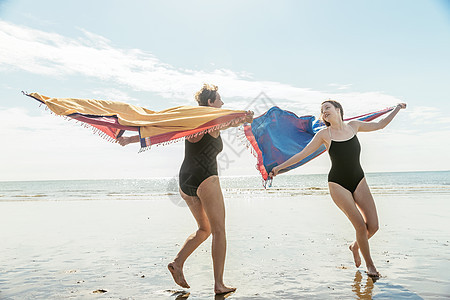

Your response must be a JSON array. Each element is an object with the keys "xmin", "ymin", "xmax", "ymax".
[{"xmin": 0, "ymin": 171, "xmax": 449, "ymax": 202}]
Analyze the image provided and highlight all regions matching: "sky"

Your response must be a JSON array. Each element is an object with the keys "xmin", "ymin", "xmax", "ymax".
[{"xmin": 1, "ymin": 0, "xmax": 449, "ymax": 181}]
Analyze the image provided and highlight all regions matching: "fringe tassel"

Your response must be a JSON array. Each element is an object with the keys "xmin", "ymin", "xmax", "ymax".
[
  {"xmin": 138, "ymin": 146, "xmax": 151, "ymax": 153},
  {"xmin": 34, "ymin": 101, "xmax": 119, "ymax": 144},
  {"xmin": 236, "ymin": 126, "xmax": 259, "ymax": 159},
  {"xmin": 262, "ymin": 178, "xmax": 272, "ymax": 189},
  {"xmin": 73, "ymin": 121, "xmax": 118, "ymax": 143}
]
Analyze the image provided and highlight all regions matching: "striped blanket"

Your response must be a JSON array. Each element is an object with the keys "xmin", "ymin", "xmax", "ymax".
[{"xmin": 26, "ymin": 92, "xmax": 248, "ymax": 151}]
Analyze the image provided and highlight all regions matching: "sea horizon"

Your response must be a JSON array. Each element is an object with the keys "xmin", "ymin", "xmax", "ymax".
[
  {"xmin": 1, "ymin": 170, "xmax": 449, "ymax": 203},
  {"xmin": 1, "ymin": 169, "xmax": 449, "ymax": 183}
]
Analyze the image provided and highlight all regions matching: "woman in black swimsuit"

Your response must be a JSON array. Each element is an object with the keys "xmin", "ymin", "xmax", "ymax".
[
  {"xmin": 270, "ymin": 100, "xmax": 406, "ymax": 277},
  {"xmin": 170, "ymin": 84, "xmax": 253, "ymax": 294},
  {"xmin": 119, "ymin": 84, "xmax": 253, "ymax": 294}
]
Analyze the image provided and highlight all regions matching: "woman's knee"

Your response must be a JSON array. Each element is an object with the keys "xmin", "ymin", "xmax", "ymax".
[
  {"xmin": 197, "ymin": 227, "xmax": 211, "ymax": 240},
  {"xmin": 210, "ymin": 223, "xmax": 226, "ymax": 236},
  {"xmin": 367, "ymin": 222, "xmax": 379, "ymax": 236},
  {"xmin": 354, "ymin": 220, "xmax": 368, "ymax": 234},
  {"xmin": 198, "ymin": 219, "xmax": 212, "ymax": 235}
]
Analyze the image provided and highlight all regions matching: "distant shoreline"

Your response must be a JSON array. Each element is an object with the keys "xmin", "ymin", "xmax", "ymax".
[{"xmin": 0, "ymin": 169, "xmax": 449, "ymax": 183}]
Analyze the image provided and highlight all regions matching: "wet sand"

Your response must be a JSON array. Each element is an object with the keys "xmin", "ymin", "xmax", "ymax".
[{"xmin": 0, "ymin": 192, "xmax": 449, "ymax": 299}]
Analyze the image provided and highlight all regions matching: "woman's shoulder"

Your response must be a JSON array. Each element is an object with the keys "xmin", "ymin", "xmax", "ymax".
[
  {"xmin": 316, "ymin": 127, "xmax": 329, "ymax": 136},
  {"xmin": 315, "ymin": 127, "xmax": 330, "ymax": 141},
  {"xmin": 347, "ymin": 120, "xmax": 362, "ymax": 132}
]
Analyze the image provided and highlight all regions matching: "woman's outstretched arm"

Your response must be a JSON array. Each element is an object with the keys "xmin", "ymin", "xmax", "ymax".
[
  {"xmin": 351, "ymin": 103, "xmax": 407, "ymax": 132},
  {"xmin": 219, "ymin": 110, "xmax": 254, "ymax": 130},
  {"xmin": 269, "ymin": 129, "xmax": 326, "ymax": 177},
  {"xmin": 188, "ymin": 111, "xmax": 254, "ymax": 142}
]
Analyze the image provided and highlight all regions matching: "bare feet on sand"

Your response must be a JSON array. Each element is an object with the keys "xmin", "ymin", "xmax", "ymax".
[
  {"xmin": 349, "ymin": 242, "xmax": 362, "ymax": 268},
  {"xmin": 214, "ymin": 284, "xmax": 236, "ymax": 295},
  {"xmin": 168, "ymin": 262, "xmax": 190, "ymax": 289}
]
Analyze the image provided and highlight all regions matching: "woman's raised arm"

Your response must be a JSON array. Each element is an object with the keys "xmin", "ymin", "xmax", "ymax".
[{"xmin": 351, "ymin": 103, "xmax": 407, "ymax": 132}]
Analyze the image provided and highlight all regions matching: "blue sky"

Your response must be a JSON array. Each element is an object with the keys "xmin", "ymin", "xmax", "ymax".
[{"xmin": 1, "ymin": 0, "xmax": 449, "ymax": 181}]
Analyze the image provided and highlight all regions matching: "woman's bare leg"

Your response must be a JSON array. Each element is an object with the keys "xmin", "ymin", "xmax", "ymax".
[
  {"xmin": 350, "ymin": 178, "xmax": 380, "ymax": 274},
  {"xmin": 168, "ymin": 189, "xmax": 212, "ymax": 288},
  {"xmin": 329, "ymin": 182, "xmax": 379, "ymax": 276},
  {"xmin": 197, "ymin": 176, "xmax": 235, "ymax": 294}
]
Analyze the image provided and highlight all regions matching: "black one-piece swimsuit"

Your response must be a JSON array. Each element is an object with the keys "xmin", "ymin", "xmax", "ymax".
[
  {"xmin": 179, "ymin": 133, "xmax": 223, "ymax": 197},
  {"xmin": 328, "ymin": 129, "xmax": 365, "ymax": 194}
]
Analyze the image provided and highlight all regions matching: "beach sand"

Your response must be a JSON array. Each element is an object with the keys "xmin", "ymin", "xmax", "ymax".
[{"xmin": 0, "ymin": 192, "xmax": 449, "ymax": 299}]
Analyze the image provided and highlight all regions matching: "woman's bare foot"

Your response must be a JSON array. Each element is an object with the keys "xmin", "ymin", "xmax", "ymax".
[
  {"xmin": 168, "ymin": 262, "xmax": 190, "ymax": 288},
  {"xmin": 366, "ymin": 265, "xmax": 380, "ymax": 278},
  {"xmin": 349, "ymin": 241, "xmax": 362, "ymax": 268},
  {"xmin": 214, "ymin": 283, "xmax": 236, "ymax": 295}
]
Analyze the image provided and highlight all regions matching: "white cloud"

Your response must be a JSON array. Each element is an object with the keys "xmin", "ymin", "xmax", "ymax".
[
  {"xmin": 358, "ymin": 129, "xmax": 450, "ymax": 172},
  {"xmin": 407, "ymin": 106, "xmax": 450, "ymax": 126},
  {"xmin": 0, "ymin": 20, "xmax": 398, "ymax": 116},
  {"xmin": 409, "ymin": 106, "xmax": 439, "ymax": 119},
  {"xmin": 329, "ymin": 83, "xmax": 353, "ymax": 90}
]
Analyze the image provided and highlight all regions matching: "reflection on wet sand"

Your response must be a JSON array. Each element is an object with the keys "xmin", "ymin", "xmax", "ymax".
[
  {"xmin": 352, "ymin": 271, "xmax": 375, "ymax": 300},
  {"xmin": 214, "ymin": 291, "xmax": 235, "ymax": 300},
  {"xmin": 352, "ymin": 271, "xmax": 425, "ymax": 300},
  {"xmin": 167, "ymin": 289, "xmax": 190, "ymax": 299}
]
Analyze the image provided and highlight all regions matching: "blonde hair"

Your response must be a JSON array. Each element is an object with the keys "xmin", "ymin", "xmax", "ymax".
[
  {"xmin": 321, "ymin": 100, "xmax": 344, "ymax": 127},
  {"xmin": 195, "ymin": 84, "xmax": 218, "ymax": 106}
]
